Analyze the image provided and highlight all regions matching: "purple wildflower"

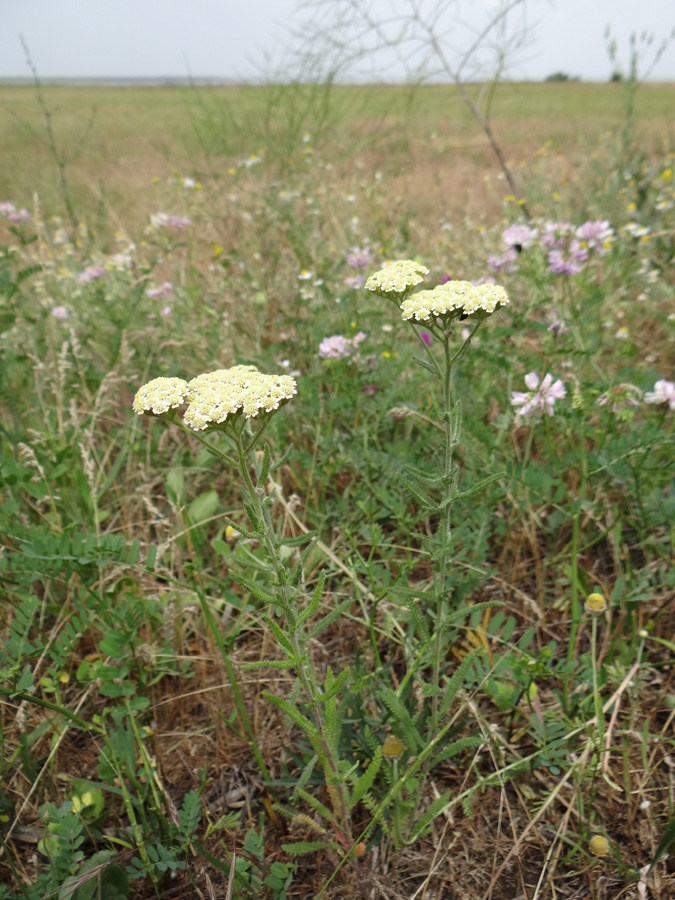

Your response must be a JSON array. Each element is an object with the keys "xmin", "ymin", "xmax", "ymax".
[
  {"xmin": 150, "ymin": 212, "xmax": 191, "ymax": 228},
  {"xmin": 344, "ymin": 275, "xmax": 365, "ymax": 289},
  {"xmin": 51, "ymin": 305, "xmax": 69, "ymax": 320},
  {"xmin": 0, "ymin": 202, "xmax": 16, "ymax": 216},
  {"xmin": 346, "ymin": 245, "xmax": 373, "ymax": 269},
  {"xmin": 540, "ymin": 221, "xmax": 572, "ymax": 249},
  {"xmin": 597, "ymin": 383, "xmax": 641, "ymax": 412},
  {"xmin": 318, "ymin": 332, "xmax": 366, "ymax": 360},
  {"xmin": 77, "ymin": 266, "xmax": 106, "ymax": 284},
  {"xmin": 146, "ymin": 281, "xmax": 173, "ymax": 299},
  {"xmin": 511, "ymin": 372, "xmax": 566, "ymax": 419},
  {"xmin": 548, "ymin": 240, "xmax": 588, "ymax": 276},
  {"xmin": 502, "ymin": 223, "xmax": 537, "ymax": 250},
  {"xmin": 575, "ymin": 219, "xmax": 614, "ymax": 249},
  {"xmin": 420, "ymin": 331, "xmax": 432, "ymax": 347},
  {"xmin": 169, "ymin": 215, "xmax": 191, "ymax": 228},
  {"xmin": 440, "ymin": 274, "xmax": 453, "ymax": 284},
  {"xmin": 7, "ymin": 208, "xmax": 29, "ymax": 224},
  {"xmin": 487, "ymin": 248, "xmax": 517, "ymax": 274},
  {"xmin": 362, "ymin": 383, "xmax": 378, "ymax": 396}
]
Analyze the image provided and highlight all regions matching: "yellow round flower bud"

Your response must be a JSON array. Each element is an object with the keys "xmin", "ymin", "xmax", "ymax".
[
  {"xmin": 585, "ymin": 593, "xmax": 607, "ymax": 615},
  {"xmin": 588, "ymin": 834, "xmax": 610, "ymax": 857},
  {"xmin": 382, "ymin": 735, "xmax": 405, "ymax": 759}
]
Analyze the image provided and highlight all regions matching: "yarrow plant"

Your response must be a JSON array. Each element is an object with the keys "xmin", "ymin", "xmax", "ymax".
[
  {"xmin": 130, "ymin": 259, "xmax": 511, "ymax": 865},
  {"xmin": 364, "ymin": 260, "xmax": 510, "ymax": 841}
]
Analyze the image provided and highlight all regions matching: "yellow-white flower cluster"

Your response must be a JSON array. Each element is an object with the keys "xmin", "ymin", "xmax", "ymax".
[
  {"xmin": 365, "ymin": 260, "xmax": 429, "ymax": 296},
  {"xmin": 133, "ymin": 365, "xmax": 297, "ymax": 431},
  {"xmin": 400, "ymin": 281, "xmax": 509, "ymax": 323},
  {"xmin": 183, "ymin": 366, "xmax": 297, "ymax": 431},
  {"xmin": 132, "ymin": 377, "xmax": 190, "ymax": 415}
]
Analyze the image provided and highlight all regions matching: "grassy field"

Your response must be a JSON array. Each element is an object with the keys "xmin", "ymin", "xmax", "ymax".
[{"xmin": 1, "ymin": 81, "xmax": 675, "ymax": 900}]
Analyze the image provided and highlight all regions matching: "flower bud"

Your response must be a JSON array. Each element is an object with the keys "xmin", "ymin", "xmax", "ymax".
[
  {"xmin": 588, "ymin": 834, "xmax": 610, "ymax": 857},
  {"xmin": 382, "ymin": 735, "xmax": 405, "ymax": 759},
  {"xmin": 585, "ymin": 593, "xmax": 607, "ymax": 616}
]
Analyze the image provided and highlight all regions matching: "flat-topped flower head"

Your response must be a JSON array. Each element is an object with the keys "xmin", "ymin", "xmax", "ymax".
[
  {"xmin": 133, "ymin": 377, "xmax": 190, "ymax": 416},
  {"xmin": 401, "ymin": 280, "xmax": 508, "ymax": 324},
  {"xmin": 461, "ymin": 283, "xmax": 510, "ymax": 318},
  {"xmin": 183, "ymin": 366, "xmax": 297, "ymax": 431},
  {"xmin": 365, "ymin": 260, "xmax": 429, "ymax": 299}
]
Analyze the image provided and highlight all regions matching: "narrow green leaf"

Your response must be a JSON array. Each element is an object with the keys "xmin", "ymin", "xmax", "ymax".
[
  {"xmin": 651, "ymin": 814, "xmax": 675, "ymax": 869},
  {"xmin": 439, "ymin": 646, "xmax": 484, "ymax": 719},
  {"xmin": 281, "ymin": 841, "xmax": 326, "ymax": 855},
  {"xmin": 400, "ymin": 477, "xmax": 436, "ymax": 511},
  {"xmin": 241, "ymin": 659, "xmax": 298, "ymax": 670},
  {"xmin": 262, "ymin": 693, "xmax": 317, "ymax": 735},
  {"xmin": 309, "ymin": 596, "xmax": 353, "ymax": 639},
  {"xmin": 297, "ymin": 570, "xmax": 325, "ymax": 627},
  {"xmin": 262, "ymin": 615, "xmax": 295, "ymax": 655},
  {"xmin": 295, "ymin": 787, "xmax": 337, "ymax": 827},
  {"xmin": 349, "ymin": 747, "xmax": 382, "ymax": 811},
  {"xmin": 409, "ymin": 790, "xmax": 452, "ymax": 842},
  {"xmin": 307, "ymin": 667, "xmax": 350, "ymax": 708}
]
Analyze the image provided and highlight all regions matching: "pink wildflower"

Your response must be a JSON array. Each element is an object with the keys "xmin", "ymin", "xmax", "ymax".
[
  {"xmin": 77, "ymin": 266, "xmax": 106, "ymax": 284},
  {"xmin": 644, "ymin": 379, "xmax": 675, "ymax": 410},
  {"xmin": 344, "ymin": 275, "xmax": 365, "ymax": 289},
  {"xmin": 7, "ymin": 208, "xmax": 29, "ymax": 224},
  {"xmin": 540, "ymin": 221, "xmax": 572, "ymax": 249},
  {"xmin": 346, "ymin": 245, "xmax": 373, "ymax": 269},
  {"xmin": 145, "ymin": 281, "xmax": 173, "ymax": 299},
  {"xmin": 362, "ymin": 383, "xmax": 378, "ymax": 396},
  {"xmin": 318, "ymin": 332, "xmax": 366, "ymax": 360},
  {"xmin": 487, "ymin": 248, "xmax": 517, "ymax": 274},
  {"xmin": 420, "ymin": 332, "xmax": 432, "ymax": 346},
  {"xmin": 502, "ymin": 223, "xmax": 537, "ymax": 250},
  {"xmin": 511, "ymin": 372, "xmax": 566, "ymax": 419},
  {"xmin": 51, "ymin": 305, "xmax": 69, "ymax": 320},
  {"xmin": 0, "ymin": 202, "xmax": 16, "ymax": 216},
  {"xmin": 575, "ymin": 220, "xmax": 614, "ymax": 249},
  {"xmin": 548, "ymin": 240, "xmax": 588, "ymax": 276}
]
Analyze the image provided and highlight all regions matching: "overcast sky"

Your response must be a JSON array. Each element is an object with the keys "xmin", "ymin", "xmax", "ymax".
[{"xmin": 1, "ymin": 0, "xmax": 674, "ymax": 82}]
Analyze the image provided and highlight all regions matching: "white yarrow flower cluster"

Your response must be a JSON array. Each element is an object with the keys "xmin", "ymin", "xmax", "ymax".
[
  {"xmin": 133, "ymin": 366, "xmax": 297, "ymax": 430},
  {"xmin": 400, "ymin": 281, "xmax": 509, "ymax": 323},
  {"xmin": 365, "ymin": 260, "xmax": 429, "ymax": 297},
  {"xmin": 133, "ymin": 377, "xmax": 190, "ymax": 416}
]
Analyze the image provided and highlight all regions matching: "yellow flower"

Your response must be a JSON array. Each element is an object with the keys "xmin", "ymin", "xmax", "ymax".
[
  {"xmin": 588, "ymin": 834, "xmax": 610, "ymax": 857},
  {"xmin": 58, "ymin": 671, "xmax": 70, "ymax": 684},
  {"xmin": 504, "ymin": 194, "xmax": 516, "ymax": 202},
  {"xmin": 626, "ymin": 202, "xmax": 637, "ymax": 213},
  {"xmin": 661, "ymin": 168, "xmax": 673, "ymax": 182},
  {"xmin": 228, "ymin": 167, "xmax": 236, "ymax": 176}
]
